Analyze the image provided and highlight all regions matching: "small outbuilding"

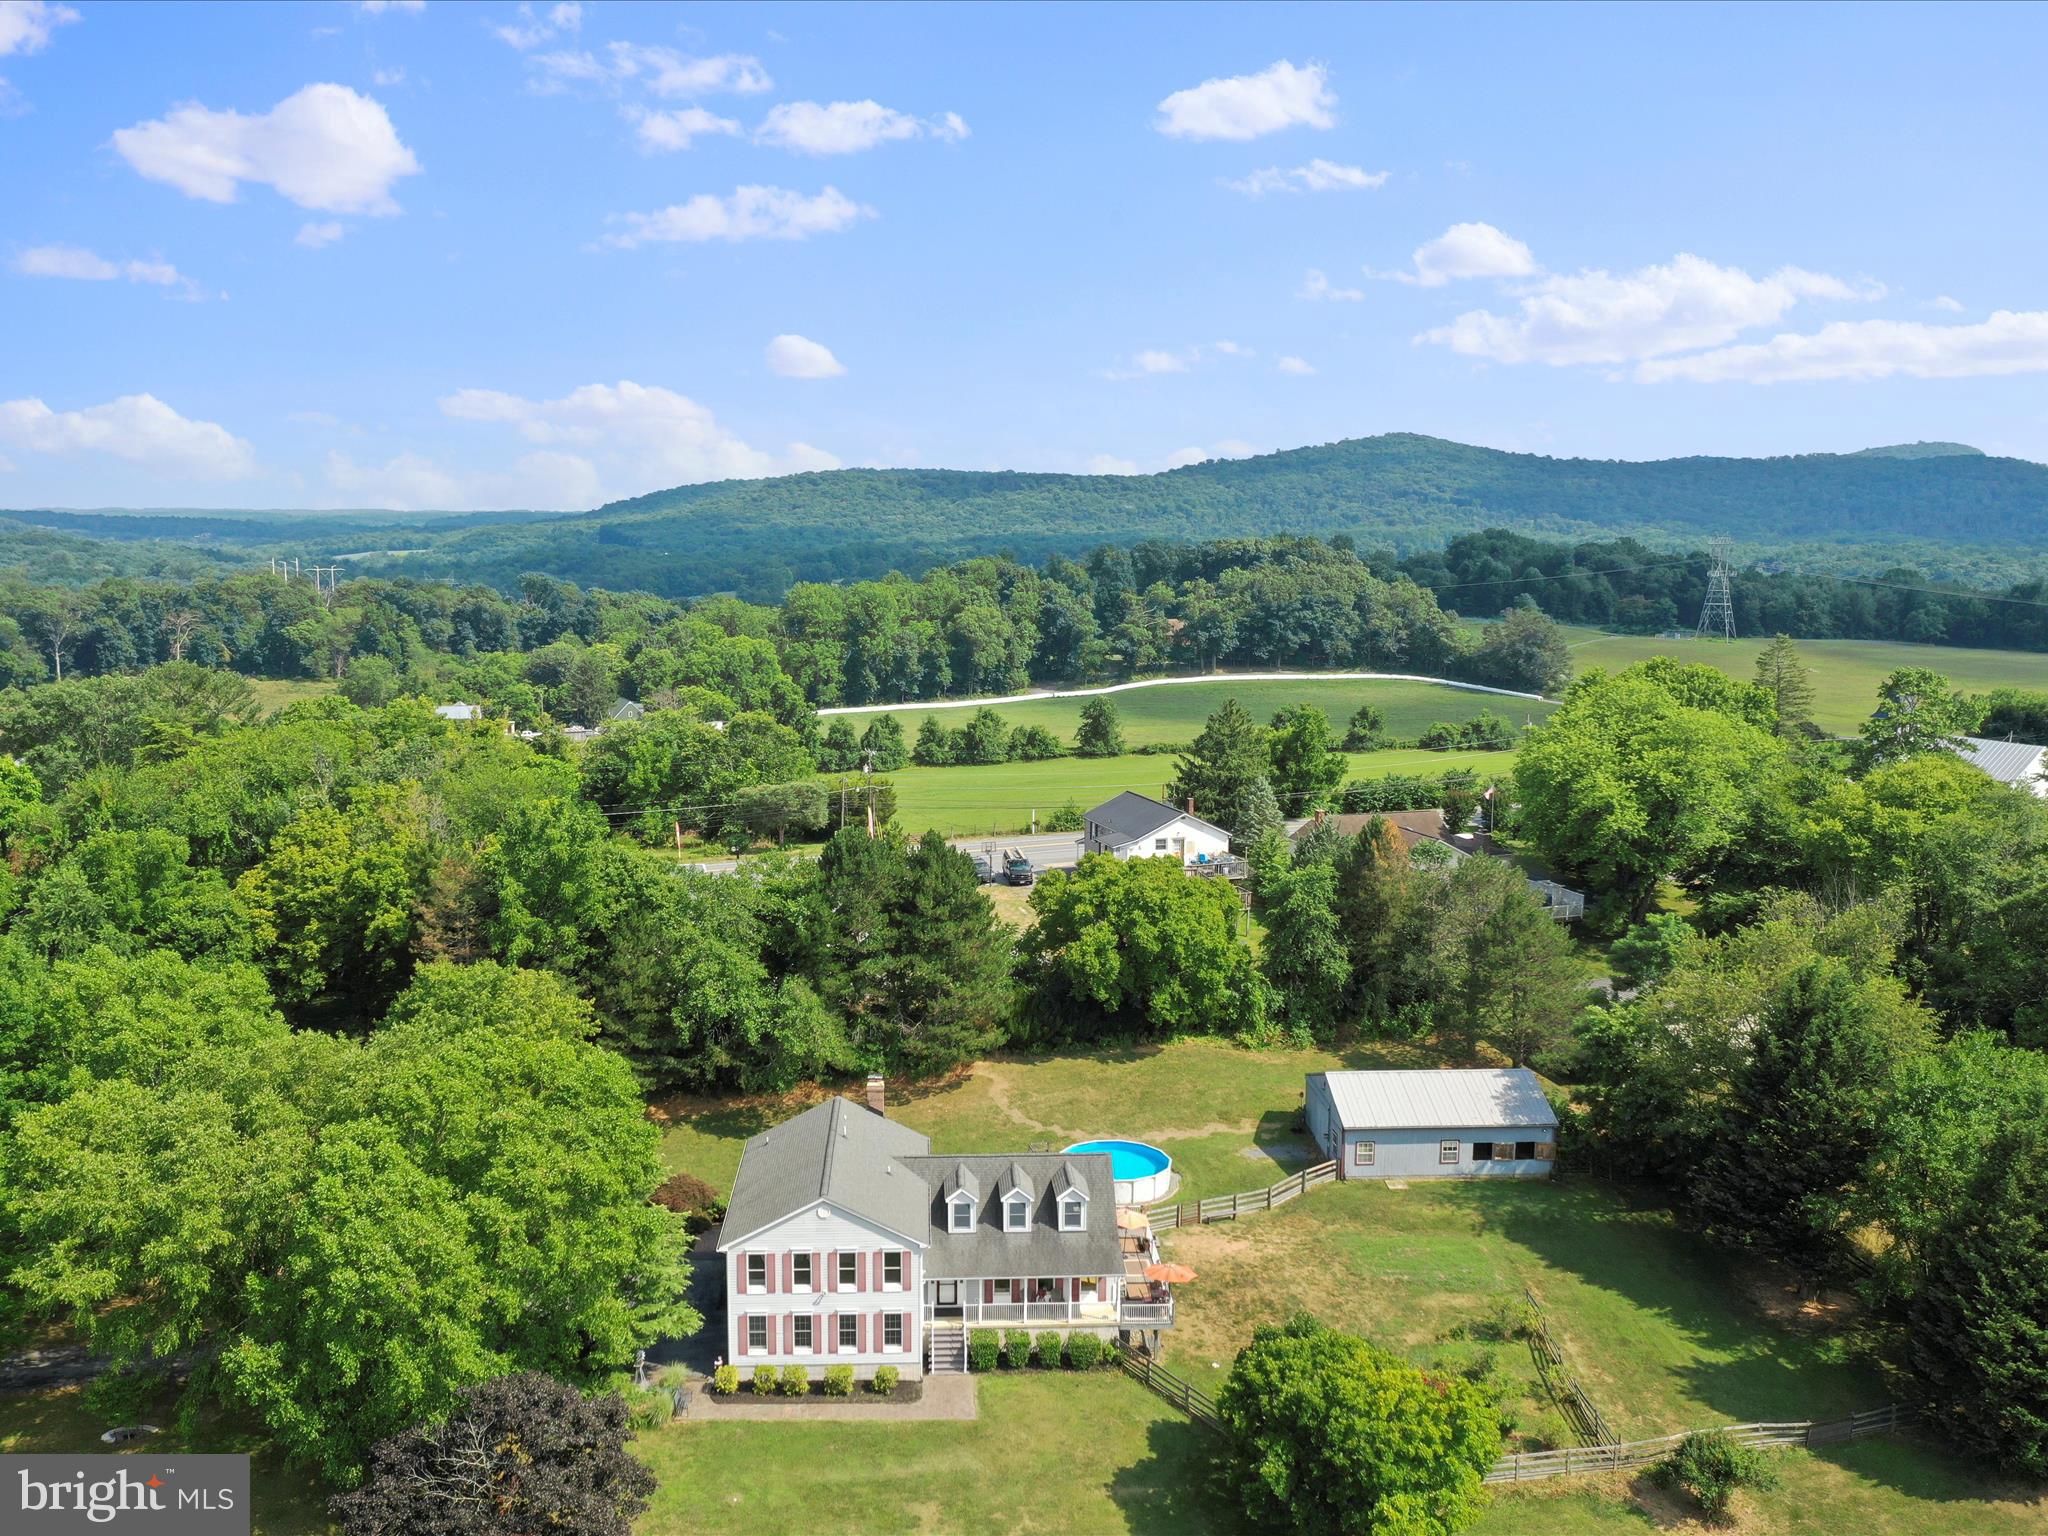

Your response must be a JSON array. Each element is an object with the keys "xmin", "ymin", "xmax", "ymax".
[
  {"xmin": 1948, "ymin": 736, "xmax": 2048, "ymax": 798},
  {"xmin": 1305, "ymin": 1068, "xmax": 1558, "ymax": 1179},
  {"xmin": 1082, "ymin": 791, "xmax": 1232, "ymax": 865}
]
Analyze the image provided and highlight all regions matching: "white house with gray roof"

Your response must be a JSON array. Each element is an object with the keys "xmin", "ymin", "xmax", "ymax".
[
  {"xmin": 1082, "ymin": 791, "xmax": 1232, "ymax": 864},
  {"xmin": 715, "ymin": 1095, "xmax": 1169, "ymax": 1379},
  {"xmin": 1948, "ymin": 736, "xmax": 2048, "ymax": 797},
  {"xmin": 1306, "ymin": 1069, "xmax": 1559, "ymax": 1180}
]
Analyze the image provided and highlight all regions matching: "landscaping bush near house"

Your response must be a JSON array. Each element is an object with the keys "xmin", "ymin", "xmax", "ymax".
[
  {"xmin": 1656, "ymin": 1429, "xmax": 1780, "ymax": 1519},
  {"xmin": 750, "ymin": 1365, "xmax": 777, "ymax": 1395},
  {"xmin": 622, "ymin": 1386, "xmax": 670, "ymax": 1431},
  {"xmin": 1035, "ymin": 1330, "xmax": 1065, "ymax": 1368},
  {"xmin": 650, "ymin": 1170, "xmax": 725, "ymax": 1233},
  {"xmin": 871, "ymin": 1365, "xmax": 899, "ymax": 1395},
  {"xmin": 709, "ymin": 1365, "xmax": 740, "ymax": 1397},
  {"xmin": 777, "ymin": 1366, "xmax": 810, "ymax": 1397},
  {"xmin": 968, "ymin": 1329, "xmax": 1001, "ymax": 1373},
  {"xmin": 1045, "ymin": 800, "xmax": 1085, "ymax": 833},
  {"xmin": 1064, "ymin": 1332, "xmax": 1103, "ymax": 1370},
  {"xmin": 821, "ymin": 1365, "xmax": 855, "ymax": 1398},
  {"xmin": 1003, "ymin": 1329, "xmax": 1032, "ymax": 1368}
]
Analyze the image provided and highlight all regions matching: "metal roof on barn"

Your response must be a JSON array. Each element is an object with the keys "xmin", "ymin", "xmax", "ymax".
[
  {"xmin": 1951, "ymin": 735, "xmax": 2047, "ymax": 786},
  {"xmin": 1312, "ymin": 1068, "xmax": 1558, "ymax": 1131}
]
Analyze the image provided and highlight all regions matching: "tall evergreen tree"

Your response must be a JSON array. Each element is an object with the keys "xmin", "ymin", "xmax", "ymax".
[
  {"xmin": 1168, "ymin": 697, "xmax": 1270, "ymax": 839},
  {"xmin": 1752, "ymin": 634, "xmax": 1817, "ymax": 736},
  {"xmin": 1238, "ymin": 775, "xmax": 1288, "ymax": 898},
  {"xmin": 1333, "ymin": 817, "xmax": 1430, "ymax": 1028}
]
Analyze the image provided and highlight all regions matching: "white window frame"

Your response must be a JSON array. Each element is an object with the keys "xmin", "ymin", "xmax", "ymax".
[
  {"xmin": 992, "ymin": 1278, "xmax": 1013, "ymax": 1302},
  {"xmin": 1439, "ymin": 1139, "xmax": 1460, "ymax": 1165},
  {"xmin": 792, "ymin": 1314, "xmax": 813, "ymax": 1352},
  {"xmin": 1060, "ymin": 1195, "xmax": 1085, "ymax": 1231},
  {"xmin": 837, "ymin": 1251, "xmax": 858, "ymax": 1288},
  {"xmin": 1353, "ymin": 1140, "xmax": 1375, "ymax": 1168},
  {"xmin": 1153, "ymin": 836, "xmax": 1168, "ymax": 851},
  {"xmin": 1005, "ymin": 1193, "xmax": 1030, "ymax": 1232},
  {"xmin": 747, "ymin": 1316, "xmax": 768, "ymax": 1352},
  {"xmin": 792, "ymin": 1252, "xmax": 814, "ymax": 1291},
  {"xmin": 884, "ymin": 1314, "xmax": 904, "ymax": 1351},
  {"xmin": 883, "ymin": 1251, "xmax": 903, "ymax": 1290},
  {"xmin": 950, "ymin": 1195, "xmax": 975, "ymax": 1232},
  {"xmin": 838, "ymin": 1314, "xmax": 857, "ymax": 1350},
  {"xmin": 745, "ymin": 1253, "xmax": 767, "ymax": 1292}
]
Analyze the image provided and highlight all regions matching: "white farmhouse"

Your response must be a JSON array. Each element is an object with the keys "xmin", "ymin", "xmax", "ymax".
[
  {"xmin": 1949, "ymin": 736, "xmax": 2048, "ymax": 797},
  {"xmin": 1081, "ymin": 791, "xmax": 1232, "ymax": 865},
  {"xmin": 1306, "ymin": 1069, "xmax": 1559, "ymax": 1180}
]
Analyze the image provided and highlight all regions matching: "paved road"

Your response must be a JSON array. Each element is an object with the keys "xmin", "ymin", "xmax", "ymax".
[
  {"xmin": 814, "ymin": 669, "xmax": 1550, "ymax": 716},
  {"xmin": 684, "ymin": 830, "xmax": 1084, "ymax": 879}
]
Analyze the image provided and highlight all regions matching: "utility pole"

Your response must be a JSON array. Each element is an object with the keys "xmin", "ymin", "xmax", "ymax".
[{"xmin": 1695, "ymin": 538, "xmax": 1737, "ymax": 641}]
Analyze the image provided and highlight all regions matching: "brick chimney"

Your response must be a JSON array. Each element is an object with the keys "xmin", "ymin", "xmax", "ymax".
[
  {"xmin": 1185, "ymin": 796, "xmax": 1196, "ymax": 815},
  {"xmin": 865, "ymin": 1074, "xmax": 886, "ymax": 1116}
]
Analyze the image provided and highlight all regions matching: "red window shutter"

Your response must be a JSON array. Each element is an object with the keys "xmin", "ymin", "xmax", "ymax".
[
  {"xmin": 813, "ymin": 1252, "xmax": 822, "ymax": 1293},
  {"xmin": 856, "ymin": 1313, "xmax": 866, "ymax": 1353},
  {"xmin": 736, "ymin": 1314, "xmax": 746, "ymax": 1355},
  {"xmin": 762, "ymin": 1252, "xmax": 774, "ymax": 1294},
  {"xmin": 825, "ymin": 1312, "xmax": 836, "ymax": 1354},
  {"xmin": 784, "ymin": 1252, "xmax": 794, "ymax": 1291},
  {"xmin": 825, "ymin": 1250, "xmax": 837, "ymax": 1293},
  {"xmin": 873, "ymin": 1251, "xmax": 883, "ymax": 1290},
  {"xmin": 898, "ymin": 1312, "xmax": 909, "ymax": 1351},
  {"xmin": 783, "ymin": 1315, "xmax": 793, "ymax": 1354},
  {"xmin": 983, "ymin": 1279, "xmax": 993, "ymax": 1304}
]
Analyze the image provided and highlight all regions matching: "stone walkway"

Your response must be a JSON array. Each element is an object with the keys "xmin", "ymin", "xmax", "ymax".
[{"xmin": 684, "ymin": 1374, "xmax": 977, "ymax": 1422}]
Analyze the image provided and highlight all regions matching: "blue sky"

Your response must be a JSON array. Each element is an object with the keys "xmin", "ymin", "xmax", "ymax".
[{"xmin": 4, "ymin": 0, "xmax": 2048, "ymax": 511}]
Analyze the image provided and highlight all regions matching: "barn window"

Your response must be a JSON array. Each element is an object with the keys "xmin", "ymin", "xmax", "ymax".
[
  {"xmin": 1489, "ymin": 1142, "xmax": 1514, "ymax": 1161},
  {"xmin": 1439, "ymin": 1140, "xmax": 1459, "ymax": 1165},
  {"xmin": 1516, "ymin": 1140, "xmax": 1537, "ymax": 1160},
  {"xmin": 1352, "ymin": 1141, "xmax": 1375, "ymax": 1167}
]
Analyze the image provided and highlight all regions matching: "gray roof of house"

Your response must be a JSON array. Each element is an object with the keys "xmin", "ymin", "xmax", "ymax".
[
  {"xmin": 1087, "ymin": 790, "xmax": 1228, "ymax": 845},
  {"xmin": 904, "ymin": 1153, "xmax": 1125, "ymax": 1279},
  {"xmin": 717, "ymin": 1096, "xmax": 934, "ymax": 1250},
  {"xmin": 1312, "ymin": 1068, "xmax": 1558, "ymax": 1132},
  {"xmin": 1953, "ymin": 736, "xmax": 2047, "ymax": 786}
]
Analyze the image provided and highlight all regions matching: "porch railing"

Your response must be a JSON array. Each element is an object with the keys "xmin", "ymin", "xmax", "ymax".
[{"xmin": 922, "ymin": 1296, "xmax": 1174, "ymax": 1327}]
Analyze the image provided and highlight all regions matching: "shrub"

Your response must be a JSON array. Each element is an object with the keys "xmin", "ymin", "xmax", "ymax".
[
  {"xmin": 821, "ymin": 1365, "xmax": 855, "ymax": 1398},
  {"xmin": 1003, "ymin": 1328, "xmax": 1032, "ymax": 1368},
  {"xmin": 1656, "ymin": 1429, "xmax": 1779, "ymax": 1518},
  {"xmin": 622, "ymin": 1386, "xmax": 670, "ymax": 1431},
  {"xmin": 1045, "ymin": 800, "xmax": 1085, "ymax": 833},
  {"xmin": 968, "ymin": 1329, "xmax": 1001, "ymax": 1373},
  {"xmin": 871, "ymin": 1366, "xmax": 900, "ymax": 1395},
  {"xmin": 750, "ymin": 1365, "xmax": 777, "ymax": 1395},
  {"xmin": 1064, "ymin": 1332, "xmax": 1103, "ymax": 1370},
  {"xmin": 1035, "ymin": 1330, "xmax": 1065, "ymax": 1368},
  {"xmin": 709, "ymin": 1364, "xmax": 740, "ymax": 1397},
  {"xmin": 1010, "ymin": 724, "xmax": 1066, "ymax": 762},
  {"xmin": 650, "ymin": 1171, "xmax": 724, "ymax": 1232},
  {"xmin": 777, "ymin": 1366, "xmax": 810, "ymax": 1397}
]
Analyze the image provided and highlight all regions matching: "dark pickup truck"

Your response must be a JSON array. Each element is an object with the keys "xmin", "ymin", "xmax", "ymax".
[{"xmin": 1002, "ymin": 849, "xmax": 1035, "ymax": 886}]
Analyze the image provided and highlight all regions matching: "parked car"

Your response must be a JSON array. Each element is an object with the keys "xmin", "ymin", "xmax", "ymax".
[
  {"xmin": 1003, "ymin": 849, "xmax": 1035, "ymax": 886},
  {"xmin": 972, "ymin": 854, "xmax": 997, "ymax": 883}
]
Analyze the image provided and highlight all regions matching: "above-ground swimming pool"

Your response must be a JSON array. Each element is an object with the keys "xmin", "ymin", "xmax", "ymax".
[{"xmin": 1063, "ymin": 1138, "xmax": 1175, "ymax": 1205}]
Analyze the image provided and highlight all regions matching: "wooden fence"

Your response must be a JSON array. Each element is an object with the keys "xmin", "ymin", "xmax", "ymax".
[
  {"xmin": 1521, "ymin": 1287, "xmax": 1615, "ymax": 1447},
  {"xmin": 1148, "ymin": 1160, "xmax": 1337, "ymax": 1231},
  {"xmin": 1484, "ymin": 1404, "xmax": 1913, "ymax": 1484},
  {"xmin": 1115, "ymin": 1345, "xmax": 1222, "ymax": 1432}
]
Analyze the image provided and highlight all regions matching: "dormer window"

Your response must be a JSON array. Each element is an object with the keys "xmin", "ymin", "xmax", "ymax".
[
  {"xmin": 1060, "ymin": 1195, "xmax": 1085, "ymax": 1231},
  {"xmin": 949, "ymin": 1194, "xmax": 976, "ymax": 1232},
  {"xmin": 1005, "ymin": 1193, "xmax": 1030, "ymax": 1231}
]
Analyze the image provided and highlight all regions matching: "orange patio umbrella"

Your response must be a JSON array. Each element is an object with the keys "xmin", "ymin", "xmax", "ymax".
[{"xmin": 1144, "ymin": 1262, "xmax": 1197, "ymax": 1285}]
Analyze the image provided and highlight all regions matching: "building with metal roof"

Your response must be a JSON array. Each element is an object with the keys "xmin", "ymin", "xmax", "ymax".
[
  {"xmin": 1950, "ymin": 736, "xmax": 2048, "ymax": 797},
  {"xmin": 1306, "ymin": 1068, "xmax": 1559, "ymax": 1181}
]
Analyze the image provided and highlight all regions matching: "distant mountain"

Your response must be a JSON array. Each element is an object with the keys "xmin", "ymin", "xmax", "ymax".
[
  {"xmin": 10, "ymin": 433, "xmax": 2046, "ymax": 599},
  {"xmin": 1845, "ymin": 441, "xmax": 1986, "ymax": 459}
]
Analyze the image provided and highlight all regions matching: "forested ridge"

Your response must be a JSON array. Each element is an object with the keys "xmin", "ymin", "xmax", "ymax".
[{"xmin": 9, "ymin": 432, "xmax": 2048, "ymax": 599}]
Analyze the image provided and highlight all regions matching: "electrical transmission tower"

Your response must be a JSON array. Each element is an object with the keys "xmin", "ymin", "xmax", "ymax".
[{"xmin": 1695, "ymin": 539, "xmax": 1737, "ymax": 640}]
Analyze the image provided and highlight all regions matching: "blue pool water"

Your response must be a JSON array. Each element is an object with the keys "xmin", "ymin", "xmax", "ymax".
[{"xmin": 1063, "ymin": 1139, "xmax": 1170, "ymax": 1179}]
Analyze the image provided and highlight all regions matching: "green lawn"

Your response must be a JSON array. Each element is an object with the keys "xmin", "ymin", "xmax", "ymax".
[
  {"xmin": 827, "ymin": 676, "xmax": 1555, "ymax": 751},
  {"xmin": 882, "ymin": 747, "xmax": 1519, "ymax": 838},
  {"xmin": 1555, "ymin": 626, "xmax": 2048, "ymax": 733},
  {"xmin": 247, "ymin": 677, "xmax": 333, "ymax": 714}
]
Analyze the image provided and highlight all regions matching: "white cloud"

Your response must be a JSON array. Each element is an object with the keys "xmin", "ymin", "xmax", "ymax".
[
  {"xmin": 113, "ymin": 83, "xmax": 421, "ymax": 215},
  {"xmin": 1927, "ymin": 294, "xmax": 1964, "ymax": 313},
  {"xmin": 609, "ymin": 43, "xmax": 769, "ymax": 97},
  {"xmin": 1298, "ymin": 267, "xmax": 1364, "ymax": 302},
  {"xmin": 1155, "ymin": 59, "xmax": 1334, "ymax": 141},
  {"xmin": 295, "ymin": 220, "xmax": 346, "ymax": 247},
  {"xmin": 1224, "ymin": 158, "xmax": 1386, "ymax": 196},
  {"xmin": 626, "ymin": 105, "xmax": 740, "ymax": 152},
  {"xmin": 357, "ymin": 1, "xmax": 426, "ymax": 13},
  {"xmin": 1422, "ymin": 253, "xmax": 1870, "ymax": 366},
  {"xmin": 15, "ymin": 243, "xmax": 200, "ymax": 297},
  {"xmin": 1086, "ymin": 453, "xmax": 1141, "ymax": 476},
  {"xmin": 1164, "ymin": 439, "xmax": 1258, "ymax": 469},
  {"xmin": 323, "ymin": 447, "xmax": 603, "ymax": 511},
  {"xmin": 1277, "ymin": 355, "xmax": 1316, "ymax": 375},
  {"xmin": 1105, "ymin": 340, "xmax": 1254, "ymax": 380},
  {"xmin": 372, "ymin": 66, "xmax": 405, "ymax": 86},
  {"xmin": 1134, "ymin": 349, "xmax": 1189, "ymax": 374},
  {"xmin": 765, "ymin": 334, "xmax": 846, "ymax": 379},
  {"xmin": 755, "ymin": 99, "xmax": 968, "ymax": 155},
  {"xmin": 0, "ymin": 1, "xmax": 79, "ymax": 56},
  {"xmin": 603, "ymin": 185, "xmax": 872, "ymax": 248},
  {"xmin": 438, "ymin": 379, "xmax": 838, "ymax": 493},
  {"xmin": 1637, "ymin": 310, "xmax": 2048, "ymax": 385},
  {"xmin": 492, "ymin": 1, "xmax": 577, "ymax": 50},
  {"xmin": 0, "ymin": 393, "xmax": 256, "ymax": 479},
  {"xmin": 1376, "ymin": 221, "xmax": 1538, "ymax": 286}
]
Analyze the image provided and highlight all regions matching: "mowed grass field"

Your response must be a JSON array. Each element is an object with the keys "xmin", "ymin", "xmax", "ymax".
[
  {"xmin": 884, "ymin": 746, "xmax": 1519, "ymax": 837},
  {"xmin": 826, "ymin": 676, "xmax": 1556, "ymax": 752},
  {"xmin": 1556, "ymin": 627, "xmax": 2046, "ymax": 733}
]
